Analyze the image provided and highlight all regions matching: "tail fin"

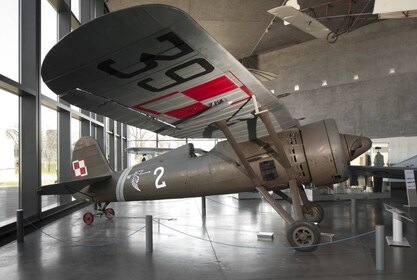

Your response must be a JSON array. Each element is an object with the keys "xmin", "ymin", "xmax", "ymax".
[
  {"xmin": 72, "ymin": 136, "xmax": 114, "ymax": 180},
  {"xmin": 38, "ymin": 137, "xmax": 113, "ymax": 196}
]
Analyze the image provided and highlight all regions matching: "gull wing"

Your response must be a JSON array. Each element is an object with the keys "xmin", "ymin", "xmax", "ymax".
[
  {"xmin": 268, "ymin": 6, "xmax": 331, "ymax": 39},
  {"xmin": 42, "ymin": 4, "xmax": 296, "ymax": 142},
  {"xmin": 349, "ymin": 166, "xmax": 417, "ymax": 179}
]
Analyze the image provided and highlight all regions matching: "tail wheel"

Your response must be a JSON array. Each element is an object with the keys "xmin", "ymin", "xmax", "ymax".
[
  {"xmin": 304, "ymin": 202, "xmax": 324, "ymax": 224},
  {"xmin": 83, "ymin": 212, "xmax": 94, "ymax": 225},
  {"xmin": 287, "ymin": 220, "xmax": 321, "ymax": 252},
  {"xmin": 105, "ymin": 208, "xmax": 115, "ymax": 220}
]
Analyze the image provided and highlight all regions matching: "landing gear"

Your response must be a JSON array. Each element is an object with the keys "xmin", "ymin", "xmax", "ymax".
[
  {"xmin": 303, "ymin": 202, "xmax": 324, "ymax": 224},
  {"xmin": 215, "ymin": 110, "xmax": 325, "ymax": 252},
  {"xmin": 82, "ymin": 202, "xmax": 115, "ymax": 225},
  {"xmin": 83, "ymin": 212, "xmax": 94, "ymax": 225},
  {"xmin": 105, "ymin": 208, "xmax": 115, "ymax": 220},
  {"xmin": 287, "ymin": 220, "xmax": 321, "ymax": 252}
]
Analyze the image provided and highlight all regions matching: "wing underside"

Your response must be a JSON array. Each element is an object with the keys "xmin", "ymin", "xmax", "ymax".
[
  {"xmin": 42, "ymin": 4, "xmax": 296, "ymax": 142},
  {"xmin": 349, "ymin": 166, "xmax": 417, "ymax": 179}
]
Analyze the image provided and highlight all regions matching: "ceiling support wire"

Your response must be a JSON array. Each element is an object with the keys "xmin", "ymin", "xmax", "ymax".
[
  {"xmin": 248, "ymin": 0, "xmax": 288, "ymax": 57},
  {"xmin": 350, "ymin": 0, "xmax": 372, "ymax": 30}
]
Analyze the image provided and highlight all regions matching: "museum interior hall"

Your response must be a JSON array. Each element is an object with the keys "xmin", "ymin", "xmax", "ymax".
[{"xmin": 1, "ymin": 1, "xmax": 417, "ymax": 279}]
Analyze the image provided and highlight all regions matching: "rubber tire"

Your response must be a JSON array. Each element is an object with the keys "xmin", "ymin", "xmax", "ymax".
[
  {"xmin": 83, "ymin": 212, "xmax": 94, "ymax": 225},
  {"xmin": 287, "ymin": 220, "xmax": 321, "ymax": 252},
  {"xmin": 304, "ymin": 202, "xmax": 324, "ymax": 224},
  {"xmin": 105, "ymin": 208, "xmax": 115, "ymax": 220},
  {"xmin": 327, "ymin": 31, "xmax": 338, "ymax": 43}
]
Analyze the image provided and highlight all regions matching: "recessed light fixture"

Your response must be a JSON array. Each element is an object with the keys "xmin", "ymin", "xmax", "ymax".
[
  {"xmin": 389, "ymin": 68, "xmax": 395, "ymax": 74},
  {"xmin": 294, "ymin": 85, "xmax": 299, "ymax": 91},
  {"xmin": 322, "ymin": 80, "xmax": 327, "ymax": 87},
  {"xmin": 353, "ymin": 74, "xmax": 359, "ymax": 80}
]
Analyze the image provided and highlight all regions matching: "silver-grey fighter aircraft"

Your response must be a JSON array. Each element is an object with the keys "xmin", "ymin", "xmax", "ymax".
[{"xmin": 38, "ymin": 4, "xmax": 371, "ymax": 251}]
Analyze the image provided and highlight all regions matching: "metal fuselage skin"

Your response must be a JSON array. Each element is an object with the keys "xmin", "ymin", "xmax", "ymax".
[
  {"xmin": 74, "ymin": 139, "xmax": 291, "ymax": 203},
  {"xmin": 73, "ymin": 119, "xmax": 371, "ymax": 203}
]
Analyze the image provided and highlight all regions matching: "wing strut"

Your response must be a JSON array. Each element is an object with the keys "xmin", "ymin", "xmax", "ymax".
[
  {"xmin": 215, "ymin": 120, "xmax": 294, "ymax": 224},
  {"xmin": 256, "ymin": 107, "xmax": 304, "ymax": 220}
]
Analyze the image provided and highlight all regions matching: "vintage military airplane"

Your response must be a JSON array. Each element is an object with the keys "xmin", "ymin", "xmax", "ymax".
[{"xmin": 38, "ymin": 4, "xmax": 372, "ymax": 251}]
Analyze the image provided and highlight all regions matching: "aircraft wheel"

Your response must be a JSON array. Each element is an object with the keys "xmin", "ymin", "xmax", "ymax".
[
  {"xmin": 304, "ymin": 202, "xmax": 324, "ymax": 224},
  {"xmin": 327, "ymin": 31, "xmax": 338, "ymax": 43},
  {"xmin": 105, "ymin": 208, "xmax": 115, "ymax": 220},
  {"xmin": 287, "ymin": 220, "xmax": 321, "ymax": 252},
  {"xmin": 83, "ymin": 212, "xmax": 94, "ymax": 225}
]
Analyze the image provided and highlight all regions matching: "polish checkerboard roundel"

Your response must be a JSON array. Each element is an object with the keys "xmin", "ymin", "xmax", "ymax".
[{"xmin": 73, "ymin": 159, "xmax": 88, "ymax": 178}]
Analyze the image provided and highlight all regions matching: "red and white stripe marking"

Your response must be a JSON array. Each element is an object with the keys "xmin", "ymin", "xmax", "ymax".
[
  {"xmin": 73, "ymin": 159, "xmax": 88, "ymax": 178},
  {"xmin": 133, "ymin": 73, "xmax": 252, "ymax": 120}
]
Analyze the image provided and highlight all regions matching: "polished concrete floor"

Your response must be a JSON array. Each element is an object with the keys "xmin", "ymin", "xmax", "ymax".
[{"xmin": 0, "ymin": 190, "xmax": 416, "ymax": 280}]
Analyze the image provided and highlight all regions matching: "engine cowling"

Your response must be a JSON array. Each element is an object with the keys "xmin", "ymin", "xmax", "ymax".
[{"xmin": 277, "ymin": 119, "xmax": 371, "ymax": 187}]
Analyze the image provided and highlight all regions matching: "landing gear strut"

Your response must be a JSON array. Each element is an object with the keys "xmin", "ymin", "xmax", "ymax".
[
  {"xmin": 273, "ymin": 189, "xmax": 325, "ymax": 224},
  {"xmin": 83, "ymin": 202, "xmax": 115, "ymax": 225},
  {"xmin": 215, "ymin": 109, "xmax": 323, "ymax": 252}
]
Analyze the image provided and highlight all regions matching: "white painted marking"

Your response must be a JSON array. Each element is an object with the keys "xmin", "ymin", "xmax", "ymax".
[
  {"xmin": 116, "ymin": 167, "xmax": 133, "ymax": 202},
  {"xmin": 73, "ymin": 159, "xmax": 88, "ymax": 178},
  {"xmin": 154, "ymin": 167, "xmax": 167, "ymax": 188}
]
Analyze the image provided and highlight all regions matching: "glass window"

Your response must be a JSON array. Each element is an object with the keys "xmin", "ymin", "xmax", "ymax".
[
  {"xmin": 158, "ymin": 134, "xmax": 187, "ymax": 149},
  {"xmin": 128, "ymin": 127, "xmax": 157, "ymax": 148},
  {"xmin": 70, "ymin": 117, "xmax": 80, "ymax": 201},
  {"xmin": 188, "ymin": 138, "xmax": 222, "ymax": 151},
  {"xmin": 0, "ymin": 89, "xmax": 19, "ymax": 225},
  {"xmin": 0, "ymin": 0, "xmax": 19, "ymax": 81},
  {"xmin": 71, "ymin": 117, "xmax": 80, "ymax": 152},
  {"xmin": 71, "ymin": 0, "xmax": 80, "ymax": 21},
  {"xmin": 127, "ymin": 127, "xmax": 157, "ymax": 165},
  {"xmin": 41, "ymin": 0, "xmax": 58, "ymax": 100},
  {"xmin": 41, "ymin": 106, "xmax": 58, "ymax": 211}
]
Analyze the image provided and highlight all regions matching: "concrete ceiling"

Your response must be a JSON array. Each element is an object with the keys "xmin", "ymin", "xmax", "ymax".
[{"xmin": 105, "ymin": 0, "xmax": 378, "ymax": 60}]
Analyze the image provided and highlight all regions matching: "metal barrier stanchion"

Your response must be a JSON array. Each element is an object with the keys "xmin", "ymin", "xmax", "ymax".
[
  {"xmin": 17, "ymin": 209, "xmax": 24, "ymax": 243},
  {"xmin": 202, "ymin": 196, "xmax": 206, "ymax": 217},
  {"xmin": 375, "ymin": 224, "xmax": 385, "ymax": 271},
  {"xmin": 351, "ymin": 198, "xmax": 357, "ymax": 226},
  {"xmin": 146, "ymin": 215, "xmax": 153, "ymax": 253}
]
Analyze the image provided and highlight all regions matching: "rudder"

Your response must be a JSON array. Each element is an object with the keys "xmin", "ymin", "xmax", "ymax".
[{"xmin": 72, "ymin": 136, "xmax": 114, "ymax": 180}]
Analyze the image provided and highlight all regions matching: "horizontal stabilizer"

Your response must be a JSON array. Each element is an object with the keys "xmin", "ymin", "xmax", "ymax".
[{"xmin": 37, "ymin": 175, "xmax": 111, "ymax": 195}]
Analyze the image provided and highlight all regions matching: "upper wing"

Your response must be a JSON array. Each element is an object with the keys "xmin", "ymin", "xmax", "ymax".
[
  {"xmin": 42, "ymin": 4, "xmax": 296, "ymax": 142},
  {"xmin": 349, "ymin": 165, "xmax": 417, "ymax": 179}
]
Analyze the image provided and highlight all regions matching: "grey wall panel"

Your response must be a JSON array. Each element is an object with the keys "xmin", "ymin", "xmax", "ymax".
[{"xmin": 259, "ymin": 19, "xmax": 417, "ymax": 138}]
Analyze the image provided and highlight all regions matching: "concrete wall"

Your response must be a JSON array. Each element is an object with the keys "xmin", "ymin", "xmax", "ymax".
[{"xmin": 259, "ymin": 18, "xmax": 417, "ymax": 139}]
